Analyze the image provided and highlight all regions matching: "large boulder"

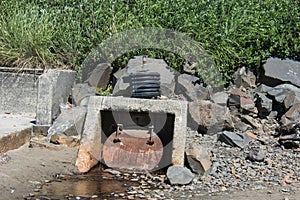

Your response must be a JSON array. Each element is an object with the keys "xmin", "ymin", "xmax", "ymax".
[
  {"xmin": 188, "ymin": 100, "xmax": 234, "ymax": 134},
  {"xmin": 85, "ymin": 63, "xmax": 112, "ymax": 89},
  {"xmin": 267, "ymin": 84, "xmax": 300, "ymax": 104},
  {"xmin": 176, "ymin": 73, "xmax": 210, "ymax": 101},
  {"xmin": 112, "ymin": 56, "xmax": 177, "ymax": 97},
  {"xmin": 261, "ymin": 57, "xmax": 300, "ymax": 87}
]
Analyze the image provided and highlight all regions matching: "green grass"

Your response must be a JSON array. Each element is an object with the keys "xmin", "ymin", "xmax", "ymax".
[{"xmin": 0, "ymin": 0, "xmax": 299, "ymax": 82}]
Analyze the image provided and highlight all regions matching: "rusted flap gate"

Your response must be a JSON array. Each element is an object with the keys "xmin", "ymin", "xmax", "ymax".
[{"xmin": 103, "ymin": 124, "xmax": 163, "ymax": 171}]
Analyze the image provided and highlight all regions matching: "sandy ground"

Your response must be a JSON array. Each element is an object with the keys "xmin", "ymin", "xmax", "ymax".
[
  {"xmin": 0, "ymin": 143, "xmax": 78, "ymax": 200},
  {"xmin": 0, "ymin": 143, "xmax": 299, "ymax": 200}
]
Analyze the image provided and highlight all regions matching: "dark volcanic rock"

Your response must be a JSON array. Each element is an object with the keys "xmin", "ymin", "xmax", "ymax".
[
  {"xmin": 217, "ymin": 131, "xmax": 252, "ymax": 148},
  {"xmin": 228, "ymin": 88, "xmax": 256, "ymax": 114},
  {"xmin": 281, "ymin": 103, "xmax": 300, "ymax": 125},
  {"xmin": 176, "ymin": 73, "xmax": 210, "ymax": 101},
  {"xmin": 284, "ymin": 91, "xmax": 300, "ymax": 110},
  {"xmin": 85, "ymin": 63, "xmax": 112, "ymax": 89},
  {"xmin": 188, "ymin": 100, "xmax": 234, "ymax": 134},
  {"xmin": 267, "ymin": 84, "xmax": 300, "ymax": 104},
  {"xmin": 255, "ymin": 92, "xmax": 273, "ymax": 117},
  {"xmin": 262, "ymin": 57, "xmax": 300, "ymax": 87}
]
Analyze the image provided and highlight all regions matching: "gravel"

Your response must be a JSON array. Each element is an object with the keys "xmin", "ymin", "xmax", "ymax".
[{"xmin": 100, "ymin": 119, "xmax": 300, "ymax": 200}]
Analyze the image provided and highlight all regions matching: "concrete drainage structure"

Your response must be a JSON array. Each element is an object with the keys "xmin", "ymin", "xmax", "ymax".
[{"xmin": 76, "ymin": 96, "xmax": 188, "ymax": 173}]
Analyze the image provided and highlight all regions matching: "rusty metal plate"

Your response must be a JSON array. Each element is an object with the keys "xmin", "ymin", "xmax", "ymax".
[{"xmin": 102, "ymin": 129, "xmax": 163, "ymax": 171}]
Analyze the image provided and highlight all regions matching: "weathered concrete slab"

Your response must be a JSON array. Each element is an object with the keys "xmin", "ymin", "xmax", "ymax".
[
  {"xmin": 76, "ymin": 96, "xmax": 188, "ymax": 173},
  {"xmin": 0, "ymin": 71, "xmax": 38, "ymax": 115},
  {"xmin": 0, "ymin": 114, "xmax": 34, "ymax": 153},
  {"xmin": 47, "ymin": 106, "xmax": 87, "ymax": 139},
  {"xmin": 36, "ymin": 69, "xmax": 76, "ymax": 125}
]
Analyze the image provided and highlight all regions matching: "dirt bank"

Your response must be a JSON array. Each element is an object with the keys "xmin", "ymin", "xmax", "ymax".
[{"xmin": 0, "ymin": 143, "xmax": 78, "ymax": 200}]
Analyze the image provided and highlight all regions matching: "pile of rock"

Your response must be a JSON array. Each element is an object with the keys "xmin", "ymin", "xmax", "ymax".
[{"xmin": 43, "ymin": 56, "xmax": 300, "ymax": 189}]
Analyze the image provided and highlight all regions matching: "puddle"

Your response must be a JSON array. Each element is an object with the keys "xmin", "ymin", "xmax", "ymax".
[{"xmin": 35, "ymin": 166, "xmax": 138, "ymax": 199}]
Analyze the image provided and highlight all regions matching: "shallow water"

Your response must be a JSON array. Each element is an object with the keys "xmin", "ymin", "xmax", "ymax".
[{"xmin": 35, "ymin": 166, "xmax": 137, "ymax": 199}]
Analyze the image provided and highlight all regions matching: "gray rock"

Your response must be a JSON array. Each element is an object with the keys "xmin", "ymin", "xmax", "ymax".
[
  {"xmin": 233, "ymin": 67, "xmax": 256, "ymax": 89},
  {"xmin": 188, "ymin": 100, "xmax": 234, "ymax": 134},
  {"xmin": 185, "ymin": 143, "xmax": 212, "ymax": 175},
  {"xmin": 284, "ymin": 91, "xmax": 300, "ymax": 109},
  {"xmin": 228, "ymin": 88, "xmax": 256, "ymax": 114},
  {"xmin": 268, "ymin": 86, "xmax": 292, "ymax": 104},
  {"xmin": 113, "ymin": 56, "xmax": 177, "ymax": 97},
  {"xmin": 211, "ymin": 91, "xmax": 229, "ymax": 106},
  {"xmin": 47, "ymin": 106, "xmax": 87, "ymax": 140},
  {"xmin": 231, "ymin": 115, "xmax": 251, "ymax": 132},
  {"xmin": 247, "ymin": 148, "xmax": 265, "ymax": 162},
  {"xmin": 85, "ymin": 63, "xmax": 112, "ymax": 89},
  {"xmin": 72, "ymin": 83, "xmax": 95, "ymax": 106},
  {"xmin": 262, "ymin": 57, "xmax": 300, "ymax": 87},
  {"xmin": 281, "ymin": 103, "xmax": 300, "ymax": 125},
  {"xmin": 217, "ymin": 131, "xmax": 251, "ymax": 148},
  {"xmin": 176, "ymin": 73, "xmax": 210, "ymax": 101},
  {"xmin": 255, "ymin": 84, "xmax": 273, "ymax": 93},
  {"xmin": 255, "ymin": 92, "xmax": 272, "ymax": 117},
  {"xmin": 167, "ymin": 166, "xmax": 194, "ymax": 185},
  {"xmin": 241, "ymin": 115, "xmax": 261, "ymax": 129}
]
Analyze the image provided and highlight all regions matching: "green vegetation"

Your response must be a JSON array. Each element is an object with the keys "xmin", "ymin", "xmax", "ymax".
[
  {"xmin": 96, "ymin": 85, "xmax": 113, "ymax": 96},
  {"xmin": 0, "ymin": 0, "xmax": 299, "ymax": 79}
]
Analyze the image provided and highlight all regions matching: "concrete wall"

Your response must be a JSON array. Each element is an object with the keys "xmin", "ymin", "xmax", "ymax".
[
  {"xmin": 0, "ymin": 72, "xmax": 38, "ymax": 115},
  {"xmin": 0, "ymin": 69, "xmax": 76, "ymax": 124}
]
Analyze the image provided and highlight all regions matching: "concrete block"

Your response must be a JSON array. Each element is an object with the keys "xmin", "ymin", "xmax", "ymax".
[
  {"xmin": 0, "ymin": 72, "xmax": 38, "ymax": 115},
  {"xmin": 76, "ymin": 96, "xmax": 188, "ymax": 173},
  {"xmin": 47, "ymin": 106, "xmax": 87, "ymax": 139},
  {"xmin": 36, "ymin": 70, "xmax": 76, "ymax": 125},
  {"xmin": 72, "ymin": 83, "xmax": 95, "ymax": 106}
]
